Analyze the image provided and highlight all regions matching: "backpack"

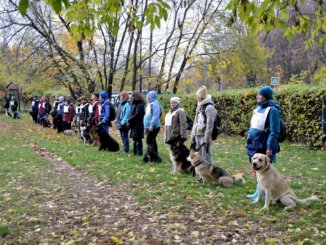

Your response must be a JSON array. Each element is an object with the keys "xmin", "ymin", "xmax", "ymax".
[
  {"xmin": 278, "ymin": 119, "xmax": 287, "ymax": 143},
  {"xmin": 109, "ymin": 104, "xmax": 116, "ymax": 122},
  {"xmin": 265, "ymin": 107, "xmax": 287, "ymax": 143},
  {"xmin": 201, "ymin": 103, "xmax": 221, "ymax": 140},
  {"xmin": 186, "ymin": 115, "xmax": 193, "ymax": 130}
]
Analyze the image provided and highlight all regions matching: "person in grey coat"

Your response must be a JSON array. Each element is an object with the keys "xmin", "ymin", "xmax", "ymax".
[
  {"xmin": 164, "ymin": 97, "xmax": 187, "ymax": 144},
  {"xmin": 191, "ymin": 86, "xmax": 217, "ymax": 165}
]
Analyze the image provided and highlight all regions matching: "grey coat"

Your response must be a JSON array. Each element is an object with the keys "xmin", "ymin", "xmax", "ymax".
[
  {"xmin": 164, "ymin": 107, "xmax": 187, "ymax": 144},
  {"xmin": 191, "ymin": 95, "xmax": 217, "ymax": 143}
]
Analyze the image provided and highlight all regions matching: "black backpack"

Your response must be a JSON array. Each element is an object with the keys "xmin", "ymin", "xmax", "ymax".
[
  {"xmin": 278, "ymin": 119, "xmax": 287, "ymax": 143},
  {"xmin": 186, "ymin": 115, "xmax": 193, "ymax": 130},
  {"xmin": 109, "ymin": 104, "xmax": 116, "ymax": 122},
  {"xmin": 201, "ymin": 103, "xmax": 221, "ymax": 140}
]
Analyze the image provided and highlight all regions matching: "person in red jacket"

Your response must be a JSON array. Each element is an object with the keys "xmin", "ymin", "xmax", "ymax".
[{"xmin": 63, "ymin": 99, "xmax": 75, "ymax": 130}]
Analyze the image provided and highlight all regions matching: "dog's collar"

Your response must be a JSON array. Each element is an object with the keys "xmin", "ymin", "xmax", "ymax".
[
  {"xmin": 262, "ymin": 164, "xmax": 271, "ymax": 173},
  {"xmin": 193, "ymin": 160, "xmax": 203, "ymax": 167}
]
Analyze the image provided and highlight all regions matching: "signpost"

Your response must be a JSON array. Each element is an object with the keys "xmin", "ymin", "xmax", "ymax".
[{"xmin": 271, "ymin": 77, "xmax": 279, "ymax": 86}]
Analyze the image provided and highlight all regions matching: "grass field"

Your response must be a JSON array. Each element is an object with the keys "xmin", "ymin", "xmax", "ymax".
[{"xmin": 0, "ymin": 114, "xmax": 325, "ymax": 244}]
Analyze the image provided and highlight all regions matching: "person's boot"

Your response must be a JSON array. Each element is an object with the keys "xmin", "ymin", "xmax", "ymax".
[{"xmin": 247, "ymin": 184, "xmax": 260, "ymax": 199}]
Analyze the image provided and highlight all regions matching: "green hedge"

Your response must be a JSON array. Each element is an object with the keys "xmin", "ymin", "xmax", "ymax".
[{"xmin": 159, "ymin": 84, "xmax": 326, "ymax": 149}]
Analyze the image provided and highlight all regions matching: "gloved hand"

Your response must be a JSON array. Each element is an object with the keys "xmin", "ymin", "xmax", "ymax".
[{"xmin": 149, "ymin": 126, "xmax": 154, "ymax": 132}]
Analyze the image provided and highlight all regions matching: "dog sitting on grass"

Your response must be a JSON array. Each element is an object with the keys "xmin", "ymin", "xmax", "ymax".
[
  {"xmin": 252, "ymin": 153, "xmax": 318, "ymax": 211},
  {"xmin": 187, "ymin": 148, "xmax": 245, "ymax": 187},
  {"xmin": 95, "ymin": 124, "xmax": 119, "ymax": 152},
  {"xmin": 169, "ymin": 140, "xmax": 194, "ymax": 174}
]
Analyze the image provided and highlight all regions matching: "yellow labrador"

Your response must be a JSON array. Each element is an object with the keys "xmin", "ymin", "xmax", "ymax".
[{"xmin": 252, "ymin": 153, "xmax": 318, "ymax": 211}]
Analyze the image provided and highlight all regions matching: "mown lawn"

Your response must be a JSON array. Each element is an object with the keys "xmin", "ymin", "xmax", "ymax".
[{"xmin": 0, "ymin": 114, "xmax": 325, "ymax": 243}]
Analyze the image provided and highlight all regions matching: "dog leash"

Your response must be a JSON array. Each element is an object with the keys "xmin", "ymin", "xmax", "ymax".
[
  {"xmin": 192, "ymin": 160, "xmax": 203, "ymax": 177},
  {"xmin": 190, "ymin": 142, "xmax": 206, "ymax": 152}
]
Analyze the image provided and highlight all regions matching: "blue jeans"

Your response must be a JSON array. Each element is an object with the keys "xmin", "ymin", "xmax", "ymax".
[{"xmin": 120, "ymin": 130, "xmax": 129, "ymax": 152}]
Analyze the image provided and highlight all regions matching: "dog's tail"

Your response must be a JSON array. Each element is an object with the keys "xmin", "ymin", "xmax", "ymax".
[{"xmin": 297, "ymin": 195, "xmax": 319, "ymax": 205}]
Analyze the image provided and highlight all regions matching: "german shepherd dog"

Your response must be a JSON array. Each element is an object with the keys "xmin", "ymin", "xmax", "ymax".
[
  {"xmin": 169, "ymin": 140, "xmax": 194, "ymax": 174},
  {"xmin": 187, "ymin": 144, "xmax": 245, "ymax": 187},
  {"xmin": 96, "ymin": 124, "xmax": 120, "ymax": 152},
  {"xmin": 88, "ymin": 124, "xmax": 100, "ymax": 147}
]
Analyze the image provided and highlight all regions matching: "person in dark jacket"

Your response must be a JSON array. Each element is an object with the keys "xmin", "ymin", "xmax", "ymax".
[
  {"xmin": 39, "ymin": 96, "xmax": 52, "ymax": 127},
  {"xmin": 246, "ymin": 86, "xmax": 281, "ymax": 201},
  {"xmin": 128, "ymin": 91, "xmax": 145, "ymax": 156},
  {"xmin": 30, "ymin": 96, "xmax": 39, "ymax": 123},
  {"xmin": 10, "ymin": 96, "xmax": 20, "ymax": 119},
  {"xmin": 52, "ymin": 95, "xmax": 60, "ymax": 129},
  {"xmin": 79, "ymin": 96, "xmax": 89, "ymax": 126},
  {"xmin": 4, "ymin": 97, "xmax": 12, "ymax": 117},
  {"xmin": 56, "ymin": 96, "xmax": 65, "ymax": 133}
]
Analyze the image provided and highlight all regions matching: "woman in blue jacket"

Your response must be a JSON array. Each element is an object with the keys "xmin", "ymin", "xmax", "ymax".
[
  {"xmin": 99, "ymin": 91, "xmax": 111, "ymax": 134},
  {"xmin": 115, "ymin": 91, "xmax": 131, "ymax": 152},
  {"xmin": 246, "ymin": 86, "xmax": 281, "ymax": 200},
  {"xmin": 143, "ymin": 91, "xmax": 162, "ymax": 163}
]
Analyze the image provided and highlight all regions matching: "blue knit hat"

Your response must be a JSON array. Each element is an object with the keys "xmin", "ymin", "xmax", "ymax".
[
  {"xmin": 99, "ymin": 91, "xmax": 108, "ymax": 100},
  {"xmin": 147, "ymin": 91, "xmax": 158, "ymax": 102},
  {"xmin": 258, "ymin": 86, "xmax": 273, "ymax": 100}
]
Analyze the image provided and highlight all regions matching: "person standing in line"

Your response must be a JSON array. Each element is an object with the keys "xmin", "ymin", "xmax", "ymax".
[
  {"xmin": 246, "ymin": 86, "xmax": 281, "ymax": 201},
  {"xmin": 31, "ymin": 96, "xmax": 39, "ymax": 123},
  {"xmin": 128, "ymin": 91, "xmax": 145, "ymax": 156},
  {"xmin": 115, "ymin": 91, "xmax": 131, "ymax": 153},
  {"xmin": 79, "ymin": 96, "xmax": 89, "ymax": 126},
  {"xmin": 4, "ymin": 97, "xmax": 12, "ymax": 117},
  {"xmin": 191, "ymin": 86, "xmax": 217, "ymax": 165},
  {"xmin": 62, "ymin": 98, "xmax": 75, "ymax": 131},
  {"xmin": 10, "ymin": 96, "xmax": 19, "ymax": 119},
  {"xmin": 143, "ymin": 91, "xmax": 162, "ymax": 163},
  {"xmin": 98, "ymin": 91, "xmax": 111, "ymax": 134},
  {"xmin": 56, "ymin": 96, "xmax": 65, "ymax": 133},
  {"xmin": 52, "ymin": 95, "xmax": 60, "ymax": 129},
  {"xmin": 88, "ymin": 93, "xmax": 100, "ymax": 124}
]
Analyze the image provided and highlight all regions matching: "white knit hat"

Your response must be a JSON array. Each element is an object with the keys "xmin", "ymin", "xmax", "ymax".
[
  {"xmin": 170, "ymin": 97, "xmax": 181, "ymax": 105},
  {"xmin": 196, "ymin": 86, "xmax": 207, "ymax": 99}
]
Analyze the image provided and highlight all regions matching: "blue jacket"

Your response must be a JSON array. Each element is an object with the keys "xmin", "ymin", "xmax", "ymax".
[
  {"xmin": 99, "ymin": 99, "xmax": 111, "ymax": 125},
  {"xmin": 246, "ymin": 100, "xmax": 280, "ymax": 162},
  {"xmin": 144, "ymin": 100, "xmax": 161, "ymax": 129},
  {"xmin": 116, "ymin": 101, "xmax": 131, "ymax": 128}
]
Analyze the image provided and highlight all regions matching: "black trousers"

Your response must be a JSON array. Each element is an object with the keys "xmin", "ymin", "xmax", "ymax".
[
  {"xmin": 133, "ymin": 138, "xmax": 143, "ymax": 156},
  {"xmin": 144, "ymin": 127, "xmax": 161, "ymax": 162}
]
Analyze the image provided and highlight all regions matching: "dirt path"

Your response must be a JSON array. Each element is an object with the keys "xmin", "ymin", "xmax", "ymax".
[{"xmin": 0, "ymin": 119, "xmax": 273, "ymax": 244}]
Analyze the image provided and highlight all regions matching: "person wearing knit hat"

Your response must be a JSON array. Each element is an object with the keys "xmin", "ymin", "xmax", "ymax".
[
  {"xmin": 246, "ymin": 85, "xmax": 281, "ymax": 201},
  {"xmin": 98, "ymin": 91, "xmax": 111, "ymax": 134},
  {"xmin": 258, "ymin": 86, "xmax": 273, "ymax": 101},
  {"xmin": 164, "ymin": 96, "xmax": 189, "ymax": 173},
  {"xmin": 191, "ymin": 86, "xmax": 217, "ymax": 166},
  {"xmin": 196, "ymin": 86, "xmax": 207, "ymax": 101},
  {"xmin": 143, "ymin": 90, "xmax": 162, "ymax": 163}
]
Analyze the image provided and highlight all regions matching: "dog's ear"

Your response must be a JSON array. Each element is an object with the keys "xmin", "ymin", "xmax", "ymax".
[{"xmin": 264, "ymin": 155, "xmax": 270, "ymax": 166}]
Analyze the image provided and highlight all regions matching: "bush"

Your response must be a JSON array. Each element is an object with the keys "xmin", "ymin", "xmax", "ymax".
[{"xmin": 159, "ymin": 84, "xmax": 326, "ymax": 148}]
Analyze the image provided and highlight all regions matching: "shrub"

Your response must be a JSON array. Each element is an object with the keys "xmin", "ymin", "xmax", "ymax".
[{"xmin": 159, "ymin": 84, "xmax": 326, "ymax": 148}]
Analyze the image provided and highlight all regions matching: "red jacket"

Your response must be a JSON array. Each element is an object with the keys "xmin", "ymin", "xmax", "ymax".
[{"xmin": 63, "ymin": 104, "xmax": 75, "ymax": 122}]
